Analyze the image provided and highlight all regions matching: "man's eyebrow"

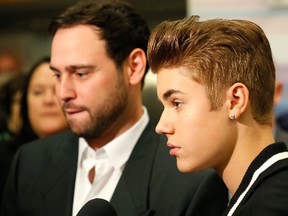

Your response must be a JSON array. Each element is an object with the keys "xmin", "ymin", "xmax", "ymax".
[
  {"xmin": 68, "ymin": 65, "xmax": 94, "ymax": 70},
  {"xmin": 49, "ymin": 65, "xmax": 58, "ymax": 72},
  {"xmin": 162, "ymin": 89, "xmax": 183, "ymax": 100},
  {"xmin": 49, "ymin": 65, "xmax": 94, "ymax": 72}
]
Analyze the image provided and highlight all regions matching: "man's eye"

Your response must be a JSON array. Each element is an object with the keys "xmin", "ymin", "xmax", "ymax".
[
  {"xmin": 53, "ymin": 72, "xmax": 61, "ymax": 80},
  {"xmin": 77, "ymin": 73, "xmax": 84, "ymax": 77},
  {"xmin": 76, "ymin": 72, "xmax": 88, "ymax": 78},
  {"xmin": 53, "ymin": 73, "xmax": 61, "ymax": 79}
]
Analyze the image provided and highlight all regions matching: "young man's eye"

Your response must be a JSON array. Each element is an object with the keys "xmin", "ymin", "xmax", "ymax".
[{"xmin": 173, "ymin": 100, "xmax": 183, "ymax": 109}]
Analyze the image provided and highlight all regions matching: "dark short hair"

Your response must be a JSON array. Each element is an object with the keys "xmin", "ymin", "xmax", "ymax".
[{"xmin": 49, "ymin": 0, "xmax": 150, "ymax": 75}]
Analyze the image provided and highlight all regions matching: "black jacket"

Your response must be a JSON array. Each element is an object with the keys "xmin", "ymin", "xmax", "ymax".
[{"xmin": 1, "ymin": 123, "xmax": 228, "ymax": 216}]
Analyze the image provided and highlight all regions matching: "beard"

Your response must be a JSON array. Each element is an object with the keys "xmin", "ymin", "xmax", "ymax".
[{"xmin": 66, "ymin": 74, "xmax": 128, "ymax": 139}]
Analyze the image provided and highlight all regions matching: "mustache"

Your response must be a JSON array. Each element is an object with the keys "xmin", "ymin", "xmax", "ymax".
[{"xmin": 62, "ymin": 103, "xmax": 87, "ymax": 111}]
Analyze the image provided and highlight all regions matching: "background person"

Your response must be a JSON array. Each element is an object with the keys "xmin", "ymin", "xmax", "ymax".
[
  {"xmin": 16, "ymin": 56, "xmax": 68, "ymax": 145},
  {"xmin": 0, "ymin": 56, "xmax": 68, "ymax": 204}
]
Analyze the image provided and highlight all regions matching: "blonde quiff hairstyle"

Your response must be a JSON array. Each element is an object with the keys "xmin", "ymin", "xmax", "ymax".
[{"xmin": 147, "ymin": 15, "xmax": 275, "ymax": 125}]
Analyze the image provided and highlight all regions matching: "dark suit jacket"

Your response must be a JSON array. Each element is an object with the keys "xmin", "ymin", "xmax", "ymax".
[
  {"xmin": 1, "ymin": 123, "xmax": 228, "ymax": 216},
  {"xmin": 0, "ymin": 139, "xmax": 19, "ymax": 205}
]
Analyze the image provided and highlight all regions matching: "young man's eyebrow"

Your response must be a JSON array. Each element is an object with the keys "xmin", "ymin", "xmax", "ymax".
[{"xmin": 162, "ymin": 89, "xmax": 183, "ymax": 100}]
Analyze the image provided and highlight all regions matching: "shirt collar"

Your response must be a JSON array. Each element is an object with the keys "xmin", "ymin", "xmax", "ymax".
[{"xmin": 78, "ymin": 106, "xmax": 149, "ymax": 170}]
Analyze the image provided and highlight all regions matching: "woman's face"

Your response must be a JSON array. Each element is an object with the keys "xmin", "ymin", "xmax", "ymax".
[{"xmin": 27, "ymin": 62, "xmax": 68, "ymax": 138}]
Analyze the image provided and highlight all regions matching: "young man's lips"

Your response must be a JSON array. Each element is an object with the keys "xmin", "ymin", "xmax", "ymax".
[{"xmin": 167, "ymin": 143, "xmax": 180, "ymax": 156}]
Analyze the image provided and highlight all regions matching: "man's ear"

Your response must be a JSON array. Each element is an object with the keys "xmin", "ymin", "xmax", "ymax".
[
  {"xmin": 126, "ymin": 48, "xmax": 146, "ymax": 85},
  {"xmin": 227, "ymin": 83, "xmax": 249, "ymax": 119}
]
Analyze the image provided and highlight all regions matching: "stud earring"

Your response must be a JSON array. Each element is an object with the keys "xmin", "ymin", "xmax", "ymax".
[{"xmin": 229, "ymin": 113, "xmax": 236, "ymax": 120}]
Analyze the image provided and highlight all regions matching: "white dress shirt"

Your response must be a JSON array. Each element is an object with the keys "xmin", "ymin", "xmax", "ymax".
[{"xmin": 72, "ymin": 107, "xmax": 149, "ymax": 216}]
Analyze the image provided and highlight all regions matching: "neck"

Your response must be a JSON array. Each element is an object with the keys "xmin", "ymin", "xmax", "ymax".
[{"xmin": 219, "ymin": 123, "xmax": 274, "ymax": 195}]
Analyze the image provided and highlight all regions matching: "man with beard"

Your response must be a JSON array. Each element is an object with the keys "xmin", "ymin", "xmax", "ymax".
[{"xmin": 1, "ymin": 1, "xmax": 228, "ymax": 216}]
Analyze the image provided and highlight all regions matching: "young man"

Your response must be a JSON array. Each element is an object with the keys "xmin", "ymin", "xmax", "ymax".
[
  {"xmin": 1, "ymin": 1, "xmax": 228, "ymax": 216},
  {"xmin": 147, "ymin": 15, "xmax": 288, "ymax": 215}
]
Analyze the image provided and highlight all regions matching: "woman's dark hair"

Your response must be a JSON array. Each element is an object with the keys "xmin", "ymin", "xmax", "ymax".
[{"xmin": 0, "ymin": 74, "xmax": 27, "ymax": 133}]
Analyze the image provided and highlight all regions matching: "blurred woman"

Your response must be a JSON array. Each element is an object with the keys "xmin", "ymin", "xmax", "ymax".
[
  {"xmin": 1, "ymin": 57, "xmax": 68, "ymax": 201},
  {"xmin": 17, "ymin": 56, "xmax": 68, "ymax": 144}
]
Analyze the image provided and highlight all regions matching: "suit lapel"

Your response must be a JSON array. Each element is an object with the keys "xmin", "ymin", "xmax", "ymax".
[
  {"xmin": 111, "ymin": 123, "xmax": 159, "ymax": 216},
  {"xmin": 33, "ymin": 123, "xmax": 159, "ymax": 216},
  {"xmin": 38, "ymin": 131, "xmax": 79, "ymax": 216}
]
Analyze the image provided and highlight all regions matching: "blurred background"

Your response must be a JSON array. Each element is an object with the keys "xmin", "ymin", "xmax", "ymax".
[{"xmin": 0, "ymin": 0, "xmax": 186, "ymax": 73}]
